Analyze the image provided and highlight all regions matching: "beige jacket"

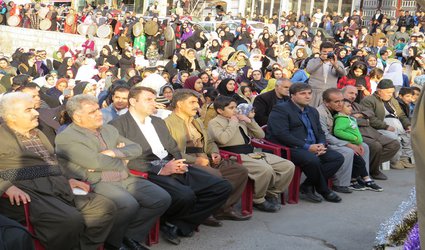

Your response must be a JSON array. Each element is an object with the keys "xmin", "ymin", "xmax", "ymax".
[{"xmin": 207, "ymin": 115, "xmax": 264, "ymax": 148}]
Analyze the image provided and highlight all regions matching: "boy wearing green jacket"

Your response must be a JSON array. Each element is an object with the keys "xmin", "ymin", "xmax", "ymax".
[{"xmin": 333, "ymin": 99, "xmax": 383, "ymax": 192}]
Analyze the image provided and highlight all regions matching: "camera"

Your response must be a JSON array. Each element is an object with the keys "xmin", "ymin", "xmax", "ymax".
[{"xmin": 327, "ymin": 52, "xmax": 335, "ymax": 59}]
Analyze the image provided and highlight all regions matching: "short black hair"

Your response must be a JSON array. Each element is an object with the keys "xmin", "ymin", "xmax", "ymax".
[
  {"xmin": 411, "ymin": 86, "xmax": 421, "ymax": 93},
  {"xmin": 399, "ymin": 87, "xmax": 413, "ymax": 96},
  {"xmin": 111, "ymin": 84, "xmax": 130, "ymax": 96},
  {"xmin": 12, "ymin": 74, "xmax": 31, "ymax": 86},
  {"xmin": 214, "ymin": 95, "xmax": 237, "ymax": 112},
  {"xmin": 15, "ymin": 82, "xmax": 39, "ymax": 92},
  {"xmin": 169, "ymin": 89, "xmax": 199, "ymax": 110},
  {"xmin": 320, "ymin": 41, "xmax": 334, "ymax": 51},
  {"xmin": 289, "ymin": 83, "xmax": 312, "ymax": 96}
]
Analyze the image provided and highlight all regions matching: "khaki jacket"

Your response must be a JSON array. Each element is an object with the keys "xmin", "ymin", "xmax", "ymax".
[
  {"xmin": 208, "ymin": 115, "xmax": 264, "ymax": 148},
  {"xmin": 165, "ymin": 113, "xmax": 219, "ymax": 164}
]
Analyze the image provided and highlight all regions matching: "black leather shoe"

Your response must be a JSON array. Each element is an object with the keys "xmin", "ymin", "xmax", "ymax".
[
  {"xmin": 123, "ymin": 237, "xmax": 149, "ymax": 250},
  {"xmin": 371, "ymin": 171, "xmax": 388, "ymax": 180},
  {"xmin": 253, "ymin": 200, "xmax": 280, "ymax": 212},
  {"xmin": 177, "ymin": 228, "xmax": 194, "ymax": 237},
  {"xmin": 323, "ymin": 191, "xmax": 342, "ymax": 203},
  {"xmin": 300, "ymin": 184, "xmax": 322, "ymax": 203},
  {"xmin": 160, "ymin": 224, "xmax": 181, "ymax": 245},
  {"xmin": 265, "ymin": 195, "xmax": 280, "ymax": 206},
  {"xmin": 104, "ymin": 242, "xmax": 130, "ymax": 250},
  {"xmin": 202, "ymin": 215, "xmax": 223, "ymax": 227},
  {"xmin": 214, "ymin": 210, "xmax": 252, "ymax": 221},
  {"xmin": 332, "ymin": 185, "xmax": 353, "ymax": 193}
]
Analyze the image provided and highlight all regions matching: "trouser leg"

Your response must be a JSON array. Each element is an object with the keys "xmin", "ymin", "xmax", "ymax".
[
  {"xmin": 216, "ymin": 160, "xmax": 248, "ymax": 212},
  {"xmin": 0, "ymin": 193, "xmax": 84, "ymax": 250},
  {"xmin": 379, "ymin": 130, "xmax": 402, "ymax": 164},
  {"xmin": 351, "ymin": 154, "xmax": 369, "ymax": 178},
  {"xmin": 74, "ymin": 193, "xmax": 117, "ymax": 250},
  {"xmin": 93, "ymin": 181, "xmax": 139, "ymax": 248},
  {"xmin": 363, "ymin": 137, "xmax": 383, "ymax": 176},
  {"xmin": 121, "ymin": 176, "xmax": 171, "ymax": 242},
  {"xmin": 149, "ymin": 167, "xmax": 231, "ymax": 234},
  {"xmin": 262, "ymin": 153, "xmax": 295, "ymax": 198},
  {"xmin": 328, "ymin": 145, "xmax": 354, "ymax": 186},
  {"xmin": 240, "ymin": 154, "xmax": 274, "ymax": 203}
]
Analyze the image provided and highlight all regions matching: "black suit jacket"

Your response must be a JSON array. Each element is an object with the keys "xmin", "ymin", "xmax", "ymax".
[
  {"xmin": 109, "ymin": 112, "xmax": 182, "ymax": 173},
  {"xmin": 266, "ymin": 100, "xmax": 326, "ymax": 148},
  {"xmin": 253, "ymin": 90, "xmax": 289, "ymax": 126}
]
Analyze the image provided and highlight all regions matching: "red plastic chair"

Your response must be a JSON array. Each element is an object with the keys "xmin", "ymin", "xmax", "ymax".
[
  {"xmin": 219, "ymin": 150, "xmax": 254, "ymax": 216},
  {"xmin": 1, "ymin": 194, "xmax": 45, "ymax": 250},
  {"xmin": 128, "ymin": 170, "xmax": 160, "ymax": 246},
  {"xmin": 260, "ymin": 125, "xmax": 333, "ymax": 204},
  {"xmin": 219, "ymin": 139, "xmax": 287, "ymax": 214}
]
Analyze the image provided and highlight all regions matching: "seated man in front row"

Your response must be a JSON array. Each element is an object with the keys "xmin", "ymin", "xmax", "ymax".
[
  {"xmin": 109, "ymin": 86, "xmax": 232, "ymax": 245},
  {"xmin": 55, "ymin": 94, "xmax": 171, "ymax": 250},
  {"xmin": 165, "ymin": 89, "xmax": 250, "ymax": 222},
  {"xmin": 0, "ymin": 92, "xmax": 116, "ymax": 250},
  {"xmin": 208, "ymin": 96, "xmax": 295, "ymax": 212},
  {"xmin": 266, "ymin": 83, "xmax": 344, "ymax": 203}
]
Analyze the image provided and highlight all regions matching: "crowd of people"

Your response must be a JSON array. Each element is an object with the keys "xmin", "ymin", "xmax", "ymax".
[{"xmin": 0, "ymin": 5, "xmax": 424, "ymax": 250}]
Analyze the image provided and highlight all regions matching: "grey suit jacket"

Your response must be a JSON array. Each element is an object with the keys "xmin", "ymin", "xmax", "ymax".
[{"xmin": 55, "ymin": 123, "xmax": 142, "ymax": 183}]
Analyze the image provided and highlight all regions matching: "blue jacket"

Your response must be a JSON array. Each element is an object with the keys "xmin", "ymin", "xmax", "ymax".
[{"xmin": 266, "ymin": 100, "xmax": 326, "ymax": 148}]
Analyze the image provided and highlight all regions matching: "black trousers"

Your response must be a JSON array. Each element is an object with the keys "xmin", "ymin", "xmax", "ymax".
[
  {"xmin": 352, "ymin": 154, "xmax": 369, "ymax": 179},
  {"xmin": 289, "ymin": 148, "xmax": 344, "ymax": 195},
  {"xmin": 0, "ymin": 176, "xmax": 116, "ymax": 250},
  {"xmin": 148, "ymin": 166, "xmax": 232, "ymax": 234}
]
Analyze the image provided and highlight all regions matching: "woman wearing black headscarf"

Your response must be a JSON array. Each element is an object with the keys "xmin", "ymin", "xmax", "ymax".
[
  {"xmin": 57, "ymin": 57, "xmax": 78, "ymax": 78},
  {"xmin": 17, "ymin": 53, "xmax": 39, "ymax": 78},
  {"xmin": 217, "ymin": 78, "xmax": 237, "ymax": 97}
]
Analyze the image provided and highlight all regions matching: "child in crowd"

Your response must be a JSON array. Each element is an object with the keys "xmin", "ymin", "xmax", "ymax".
[
  {"xmin": 337, "ymin": 61, "xmax": 371, "ymax": 102},
  {"xmin": 396, "ymin": 87, "xmax": 413, "ymax": 120},
  {"xmin": 410, "ymin": 86, "xmax": 422, "ymax": 116},
  {"xmin": 368, "ymin": 67, "xmax": 384, "ymax": 93},
  {"xmin": 333, "ymin": 99, "xmax": 384, "ymax": 192},
  {"xmin": 394, "ymin": 38, "xmax": 406, "ymax": 62}
]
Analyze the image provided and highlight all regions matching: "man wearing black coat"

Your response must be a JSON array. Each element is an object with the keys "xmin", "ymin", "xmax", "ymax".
[{"xmin": 253, "ymin": 78, "xmax": 291, "ymax": 126}]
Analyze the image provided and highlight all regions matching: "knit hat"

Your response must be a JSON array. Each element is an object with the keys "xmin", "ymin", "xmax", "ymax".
[{"xmin": 377, "ymin": 79, "xmax": 395, "ymax": 89}]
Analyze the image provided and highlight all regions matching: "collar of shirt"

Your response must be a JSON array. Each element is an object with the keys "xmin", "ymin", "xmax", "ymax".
[{"xmin": 130, "ymin": 111, "xmax": 169, "ymax": 160}]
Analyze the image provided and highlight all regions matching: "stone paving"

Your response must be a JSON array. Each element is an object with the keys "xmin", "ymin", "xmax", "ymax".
[{"xmin": 152, "ymin": 169, "xmax": 415, "ymax": 250}]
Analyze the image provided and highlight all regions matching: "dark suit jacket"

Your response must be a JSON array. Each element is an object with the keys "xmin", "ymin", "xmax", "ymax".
[
  {"xmin": 109, "ymin": 112, "xmax": 182, "ymax": 173},
  {"xmin": 253, "ymin": 90, "xmax": 289, "ymax": 126},
  {"xmin": 0, "ymin": 125, "xmax": 56, "ymax": 194},
  {"xmin": 266, "ymin": 100, "xmax": 326, "ymax": 148}
]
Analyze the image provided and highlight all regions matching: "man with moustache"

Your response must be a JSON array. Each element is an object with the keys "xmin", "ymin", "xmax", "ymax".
[
  {"xmin": 55, "ymin": 94, "xmax": 171, "ymax": 250},
  {"xmin": 165, "ymin": 89, "xmax": 250, "ymax": 222},
  {"xmin": 109, "ymin": 86, "xmax": 232, "ymax": 245},
  {"xmin": 0, "ymin": 92, "xmax": 116, "ymax": 250}
]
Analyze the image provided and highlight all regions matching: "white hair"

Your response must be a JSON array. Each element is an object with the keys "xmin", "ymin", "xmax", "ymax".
[{"xmin": 0, "ymin": 92, "xmax": 33, "ymax": 118}]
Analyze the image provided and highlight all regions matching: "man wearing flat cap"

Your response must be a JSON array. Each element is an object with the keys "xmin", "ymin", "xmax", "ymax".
[{"xmin": 361, "ymin": 79, "xmax": 414, "ymax": 169}]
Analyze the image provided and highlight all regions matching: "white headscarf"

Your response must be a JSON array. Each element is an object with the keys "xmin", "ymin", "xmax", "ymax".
[{"xmin": 383, "ymin": 59, "xmax": 404, "ymax": 86}]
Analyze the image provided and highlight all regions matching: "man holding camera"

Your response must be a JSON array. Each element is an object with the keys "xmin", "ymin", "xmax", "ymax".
[{"xmin": 305, "ymin": 41, "xmax": 346, "ymax": 107}]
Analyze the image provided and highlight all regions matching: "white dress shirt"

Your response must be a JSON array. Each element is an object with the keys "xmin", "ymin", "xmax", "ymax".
[{"xmin": 130, "ymin": 111, "xmax": 169, "ymax": 159}]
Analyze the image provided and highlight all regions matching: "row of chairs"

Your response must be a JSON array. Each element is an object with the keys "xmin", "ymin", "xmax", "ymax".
[{"xmin": 9, "ymin": 126, "xmax": 305, "ymax": 249}]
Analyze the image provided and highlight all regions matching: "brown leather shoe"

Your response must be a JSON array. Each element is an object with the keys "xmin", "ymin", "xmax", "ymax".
[
  {"xmin": 215, "ymin": 210, "xmax": 252, "ymax": 221},
  {"xmin": 202, "ymin": 215, "xmax": 222, "ymax": 227}
]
